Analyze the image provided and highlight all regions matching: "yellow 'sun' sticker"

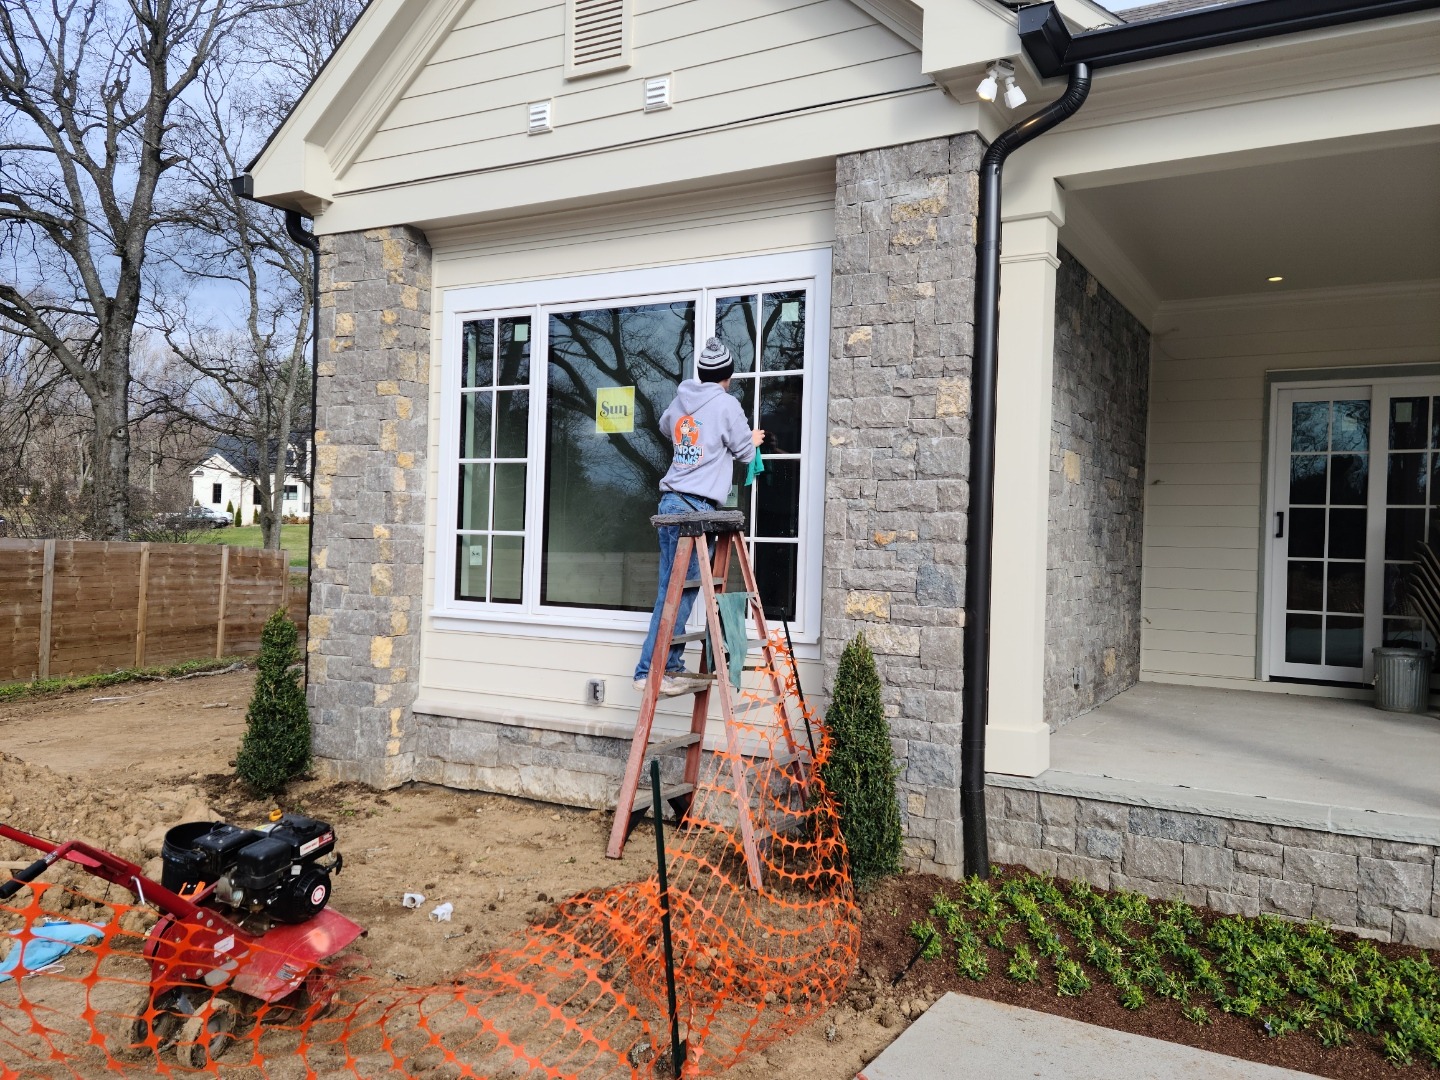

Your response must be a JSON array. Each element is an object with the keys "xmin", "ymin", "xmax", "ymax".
[{"xmin": 596, "ymin": 386, "xmax": 635, "ymax": 434}]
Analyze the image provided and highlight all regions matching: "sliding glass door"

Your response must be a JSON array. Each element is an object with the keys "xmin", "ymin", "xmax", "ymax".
[{"xmin": 1267, "ymin": 381, "xmax": 1440, "ymax": 682}]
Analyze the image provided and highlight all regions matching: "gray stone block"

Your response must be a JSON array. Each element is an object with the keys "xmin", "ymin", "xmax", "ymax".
[
  {"xmin": 1259, "ymin": 879, "xmax": 1314, "ymax": 918},
  {"xmin": 1207, "ymin": 890, "xmax": 1260, "ymax": 918},
  {"xmin": 1038, "ymin": 793, "xmax": 1078, "ymax": 827},
  {"xmin": 1283, "ymin": 848, "xmax": 1359, "ymax": 891},
  {"xmin": 1128, "ymin": 807, "xmax": 1222, "ymax": 847},
  {"xmin": 1183, "ymin": 845, "xmax": 1241, "ymax": 892},
  {"xmin": 1393, "ymin": 912, "xmax": 1440, "ymax": 949},
  {"xmin": 1312, "ymin": 887, "xmax": 1358, "ymax": 928},
  {"xmin": 1123, "ymin": 835, "xmax": 1183, "ymax": 881},
  {"xmin": 1080, "ymin": 828, "xmax": 1123, "ymax": 861},
  {"xmin": 1358, "ymin": 857, "xmax": 1432, "ymax": 913},
  {"xmin": 1042, "ymin": 826, "xmax": 1077, "ymax": 855}
]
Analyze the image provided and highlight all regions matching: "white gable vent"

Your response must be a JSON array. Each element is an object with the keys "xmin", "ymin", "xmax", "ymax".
[
  {"xmin": 643, "ymin": 75, "xmax": 672, "ymax": 112},
  {"xmin": 565, "ymin": 0, "xmax": 631, "ymax": 79},
  {"xmin": 528, "ymin": 100, "xmax": 552, "ymax": 134}
]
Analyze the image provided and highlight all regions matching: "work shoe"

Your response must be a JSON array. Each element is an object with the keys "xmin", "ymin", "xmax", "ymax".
[{"xmin": 632, "ymin": 674, "xmax": 697, "ymax": 697}]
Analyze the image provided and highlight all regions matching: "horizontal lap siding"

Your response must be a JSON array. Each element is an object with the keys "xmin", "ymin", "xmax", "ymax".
[
  {"xmin": 1141, "ymin": 287, "xmax": 1440, "ymax": 684},
  {"xmin": 341, "ymin": 0, "xmax": 922, "ymax": 191}
]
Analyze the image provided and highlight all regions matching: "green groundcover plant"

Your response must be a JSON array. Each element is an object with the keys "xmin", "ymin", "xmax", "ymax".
[
  {"xmin": 821, "ymin": 633, "xmax": 903, "ymax": 888},
  {"xmin": 235, "ymin": 610, "xmax": 311, "ymax": 794},
  {"xmin": 908, "ymin": 868, "xmax": 1440, "ymax": 1068}
]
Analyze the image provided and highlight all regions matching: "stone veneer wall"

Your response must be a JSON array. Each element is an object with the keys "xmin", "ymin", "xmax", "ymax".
[
  {"xmin": 308, "ymin": 226, "xmax": 431, "ymax": 787},
  {"xmin": 988, "ymin": 785, "xmax": 1440, "ymax": 947},
  {"xmin": 1044, "ymin": 248, "xmax": 1149, "ymax": 730},
  {"xmin": 823, "ymin": 135, "xmax": 981, "ymax": 875}
]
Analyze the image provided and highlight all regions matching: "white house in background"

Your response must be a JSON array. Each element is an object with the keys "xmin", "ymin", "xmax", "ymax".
[{"xmin": 190, "ymin": 439, "xmax": 312, "ymax": 523}]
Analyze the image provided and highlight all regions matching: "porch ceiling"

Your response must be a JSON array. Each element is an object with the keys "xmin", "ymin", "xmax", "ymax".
[{"xmin": 1062, "ymin": 135, "xmax": 1440, "ymax": 303}]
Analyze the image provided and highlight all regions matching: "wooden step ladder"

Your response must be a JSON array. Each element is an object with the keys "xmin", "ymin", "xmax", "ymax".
[{"xmin": 606, "ymin": 509, "xmax": 810, "ymax": 890}]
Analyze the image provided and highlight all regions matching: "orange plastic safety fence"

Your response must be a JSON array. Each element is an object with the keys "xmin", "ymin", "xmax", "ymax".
[{"xmin": 0, "ymin": 632, "xmax": 857, "ymax": 1078}]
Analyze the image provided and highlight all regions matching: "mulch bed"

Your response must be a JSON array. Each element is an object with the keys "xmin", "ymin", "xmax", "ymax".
[{"xmin": 858, "ymin": 869, "xmax": 1435, "ymax": 1080}]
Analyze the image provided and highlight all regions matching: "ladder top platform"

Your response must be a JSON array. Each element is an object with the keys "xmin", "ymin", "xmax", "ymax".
[{"xmin": 650, "ymin": 510, "xmax": 746, "ymax": 535}]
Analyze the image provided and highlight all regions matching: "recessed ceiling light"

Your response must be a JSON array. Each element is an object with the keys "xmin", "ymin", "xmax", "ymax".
[{"xmin": 1267, "ymin": 275, "xmax": 1284, "ymax": 283}]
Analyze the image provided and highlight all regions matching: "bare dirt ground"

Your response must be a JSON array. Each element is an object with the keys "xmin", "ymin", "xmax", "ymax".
[{"xmin": 0, "ymin": 669, "xmax": 901, "ymax": 1078}]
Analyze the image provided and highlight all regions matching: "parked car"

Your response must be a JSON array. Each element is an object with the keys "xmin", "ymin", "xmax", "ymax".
[{"xmin": 155, "ymin": 506, "xmax": 231, "ymax": 530}]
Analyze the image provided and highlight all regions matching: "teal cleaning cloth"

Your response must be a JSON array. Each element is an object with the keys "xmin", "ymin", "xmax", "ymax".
[
  {"xmin": 745, "ymin": 446, "xmax": 765, "ymax": 486},
  {"xmin": 704, "ymin": 592, "xmax": 751, "ymax": 690}
]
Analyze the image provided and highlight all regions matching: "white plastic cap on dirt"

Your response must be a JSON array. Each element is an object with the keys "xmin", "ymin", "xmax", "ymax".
[
  {"xmin": 402, "ymin": 893, "xmax": 425, "ymax": 909},
  {"xmin": 429, "ymin": 903, "xmax": 453, "ymax": 922}
]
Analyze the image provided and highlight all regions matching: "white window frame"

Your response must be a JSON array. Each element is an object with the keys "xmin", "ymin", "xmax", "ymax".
[{"xmin": 434, "ymin": 250, "xmax": 832, "ymax": 643}]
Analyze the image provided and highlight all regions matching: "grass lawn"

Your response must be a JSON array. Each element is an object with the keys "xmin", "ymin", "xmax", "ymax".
[{"xmin": 196, "ymin": 524, "xmax": 310, "ymax": 567}]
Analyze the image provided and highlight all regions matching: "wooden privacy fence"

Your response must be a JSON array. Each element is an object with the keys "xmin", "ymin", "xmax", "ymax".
[{"xmin": 0, "ymin": 539, "xmax": 307, "ymax": 683}]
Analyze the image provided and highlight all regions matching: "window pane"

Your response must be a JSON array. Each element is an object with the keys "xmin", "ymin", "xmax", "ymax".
[
  {"xmin": 543, "ymin": 302, "xmax": 695, "ymax": 609},
  {"xmin": 1391, "ymin": 396, "xmax": 1429, "ymax": 450},
  {"xmin": 729, "ymin": 376, "xmax": 755, "ymax": 427},
  {"xmin": 1388, "ymin": 452, "xmax": 1428, "ymax": 505},
  {"xmin": 755, "ymin": 458, "xmax": 801, "ymax": 538},
  {"xmin": 1291, "ymin": 402, "xmax": 1329, "ymax": 452},
  {"xmin": 1385, "ymin": 563, "xmax": 1406, "ymax": 616},
  {"xmin": 1325, "ymin": 616, "xmax": 1364, "ymax": 668},
  {"xmin": 459, "ymin": 391, "xmax": 492, "ymax": 459},
  {"xmin": 1289, "ymin": 455, "xmax": 1327, "ymax": 504},
  {"xmin": 1327, "ymin": 508, "xmax": 1366, "ymax": 560},
  {"xmin": 1386, "ymin": 507, "xmax": 1426, "ymax": 560},
  {"xmin": 457, "ymin": 463, "xmax": 490, "ymax": 531},
  {"xmin": 753, "ymin": 541, "xmax": 798, "ymax": 622},
  {"xmin": 1331, "ymin": 400, "xmax": 1369, "ymax": 452},
  {"xmin": 491, "ymin": 536, "xmax": 523, "ymax": 604},
  {"xmin": 462, "ymin": 320, "xmax": 494, "ymax": 388},
  {"xmin": 498, "ymin": 317, "xmax": 531, "ymax": 385},
  {"xmin": 1384, "ymin": 617, "xmax": 1427, "ymax": 648},
  {"xmin": 759, "ymin": 377, "xmax": 804, "ymax": 454},
  {"xmin": 493, "ymin": 463, "xmax": 527, "ymax": 531},
  {"xmin": 1286, "ymin": 561, "xmax": 1323, "ymax": 610},
  {"xmin": 1329, "ymin": 454, "xmax": 1367, "ymax": 505},
  {"xmin": 1285, "ymin": 613, "xmax": 1322, "ymax": 664},
  {"xmin": 714, "ymin": 296, "xmax": 757, "ymax": 375},
  {"xmin": 1326, "ymin": 562, "xmax": 1365, "ymax": 615},
  {"xmin": 496, "ymin": 389, "xmax": 529, "ymax": 458},
  {"xmin": 1288, "ymin": 507, "xmax": 1324, "ymax": 558},
  {"xmin": 761, "ymin": 291, "xmax": 806, "ymax": 371},
  {"xmin": 455, "ymin": 536, "xmax": 488, "ymax": 601}
]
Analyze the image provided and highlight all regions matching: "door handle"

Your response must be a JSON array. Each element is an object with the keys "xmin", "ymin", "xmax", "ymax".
[{"xmin": 1275, "ymin": 512, "xmax": 1284, "ymax": 539}]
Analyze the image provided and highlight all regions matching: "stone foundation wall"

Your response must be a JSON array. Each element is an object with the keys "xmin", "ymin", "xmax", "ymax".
[
  {"xmin": 1045, "ymin": 248, "xmax": 1149, "ymax": 730},
  {"xmin": 308, "ymin": 226, "xmax": 432, "ymax": 787},
  {"xmin": 823, "ymin": 134, "xmax": 982, "ymax": 876},
  {"xmin": 988, "ymin": 784, "xmax": 1440, "ymax": 946}
]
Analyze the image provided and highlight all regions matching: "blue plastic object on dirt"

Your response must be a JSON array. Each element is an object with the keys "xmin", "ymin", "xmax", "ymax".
[{"xmin": 0, "ymin": 920, "xmax": 105, "ymax": 982}]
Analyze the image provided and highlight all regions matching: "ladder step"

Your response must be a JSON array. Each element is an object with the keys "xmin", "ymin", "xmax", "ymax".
[
  {"xmin": 632, "ymin": 782, "xmax": 695, "ymax": 814},
  {"xmin": 683, "ymin": 577, "xmax": 716, "ymax": 589},
  {"xmin": 672, "ymin": 630, "xmax": 709, "ymax": 644},
  {"xmin": 649, "ymin": 732, "xmax": 702, "ymax": 755}
]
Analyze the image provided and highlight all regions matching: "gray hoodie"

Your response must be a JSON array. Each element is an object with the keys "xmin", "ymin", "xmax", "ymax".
[{"xmin": 657, "ymin": 379, "xmax": 754, "ymax": 505}]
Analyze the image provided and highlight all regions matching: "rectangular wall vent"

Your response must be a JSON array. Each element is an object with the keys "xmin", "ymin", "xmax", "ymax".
[
  {"xmin": 566, "ymin": 0, "xmax": 630, "ymax": 79},
  {"xmin": 528, "ymin": 100, "xmax": 552, "ymax": 134},
  {"xmin": 643, "ymin": 75, "xmax": 671, "ymax": 112}
]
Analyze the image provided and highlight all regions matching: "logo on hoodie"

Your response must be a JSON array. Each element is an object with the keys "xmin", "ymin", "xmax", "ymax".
[{"xmin": 673, "ymin": 415, "xmax": 702, "ymax": 467}]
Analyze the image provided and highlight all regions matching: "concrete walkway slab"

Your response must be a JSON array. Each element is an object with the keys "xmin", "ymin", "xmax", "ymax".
[{"xmin": 856, "ymin": 994, "xmax": 1321, "ymax": 1080}]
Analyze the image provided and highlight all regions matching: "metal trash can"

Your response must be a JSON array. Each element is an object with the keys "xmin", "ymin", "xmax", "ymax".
[{"xmin": 1372, "ymin": 647, "xmax": 1434, "ymax": 713}]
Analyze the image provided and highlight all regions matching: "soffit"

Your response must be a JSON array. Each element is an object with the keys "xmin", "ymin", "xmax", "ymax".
[{"xmin": 1064, "ymin": 137, "xmax": 1440, "ymax": 305}]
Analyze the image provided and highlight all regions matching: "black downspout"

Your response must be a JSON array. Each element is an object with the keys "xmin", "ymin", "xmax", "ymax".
[
  {"xmin": 962, "ymin": 63, "xmax": 1092, "ymax": 880},
  {"xmin": 282, "ymin": 209, "xmax": 322, "ymax": 681}
]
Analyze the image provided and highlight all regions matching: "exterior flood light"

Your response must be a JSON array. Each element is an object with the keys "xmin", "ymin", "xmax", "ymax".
[
  {"xmin": 978, "ymin": 61, "xmax": 1025, "ymax": 109},
  {"xmin": 1268, "ymin": 275, "xmax": 1284, "ymax": 282}
]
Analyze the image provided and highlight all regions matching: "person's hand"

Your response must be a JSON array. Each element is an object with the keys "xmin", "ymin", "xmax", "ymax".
[{"xmin": 751, "ymin": 429, "xmax": 765, "ymax": 447}]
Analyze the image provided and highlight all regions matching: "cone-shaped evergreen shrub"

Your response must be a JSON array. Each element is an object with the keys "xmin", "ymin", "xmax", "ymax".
[
  {"xmin": 236, "ymin": 610, "xmax": 311, "ymax": 794},
  {"xmin": 821, "ymin": 633, "xmax": 902, "ymax": 887},
  {"xmin": 233, "ymin": 504, "xmax": 242, "ymax": 527}
]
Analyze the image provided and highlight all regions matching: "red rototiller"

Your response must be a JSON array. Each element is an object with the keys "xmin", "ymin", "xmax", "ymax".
[{"xmin": 0, "ymin": 813, "xmax": 364, "ymax": 1067}]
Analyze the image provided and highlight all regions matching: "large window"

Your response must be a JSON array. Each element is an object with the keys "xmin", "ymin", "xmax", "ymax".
[{"xmin": 436, "ymin": 253, "xmax": 830, "ymax": 638}]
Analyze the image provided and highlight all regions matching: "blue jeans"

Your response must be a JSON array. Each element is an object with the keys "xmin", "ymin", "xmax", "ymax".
[{"xmin": 635, "ymin": 492, "xmax": 707, "ymax": 680}]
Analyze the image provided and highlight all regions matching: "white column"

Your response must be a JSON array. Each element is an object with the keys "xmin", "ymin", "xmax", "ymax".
[{"xmin": 985, "ymin": 197, "xmax": 1063, "ymax": 777}]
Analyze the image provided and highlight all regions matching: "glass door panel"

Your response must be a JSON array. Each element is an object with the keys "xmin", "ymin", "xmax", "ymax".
[
  {"xmin": 1269, "ymin": 389, "xmax": 1372, "ymax": 680},
  {"xmin": 1381, "ymin": 394, "xmax": 1440, "ymax": 649}
]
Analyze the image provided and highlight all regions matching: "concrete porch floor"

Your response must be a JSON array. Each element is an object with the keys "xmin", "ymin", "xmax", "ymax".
[{"xmin": 997, "ymin": 682, "xmax": 1440, "ymax": 846}]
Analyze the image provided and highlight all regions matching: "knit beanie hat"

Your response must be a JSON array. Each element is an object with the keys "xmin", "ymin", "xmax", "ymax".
[{"xmin": 697, "ymin": 337, "xmax": 734, "ymax": 382}]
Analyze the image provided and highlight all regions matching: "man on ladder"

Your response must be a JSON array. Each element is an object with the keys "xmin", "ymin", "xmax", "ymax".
[{"xmin": 632, "ymin": 336, "xmax": 764, "ymax": 696}]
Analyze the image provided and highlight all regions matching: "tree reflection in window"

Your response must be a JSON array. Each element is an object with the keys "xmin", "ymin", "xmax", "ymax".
[{"xmin": 543, "ymin": 302, "xmax": 695, "ymax": 610}]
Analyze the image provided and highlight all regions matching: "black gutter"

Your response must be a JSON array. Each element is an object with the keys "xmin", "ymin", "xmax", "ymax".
[
  {"xmin": 963, "ymin": 62, "xmax": 1092, "ymax": 879},
  {"xmin": 229, "ymin": 174, "xmax": 322, "ymax": 674},
  {"xmin": 1021, "ymin": 0, "xmax": 1440, "ymax": 78}
]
